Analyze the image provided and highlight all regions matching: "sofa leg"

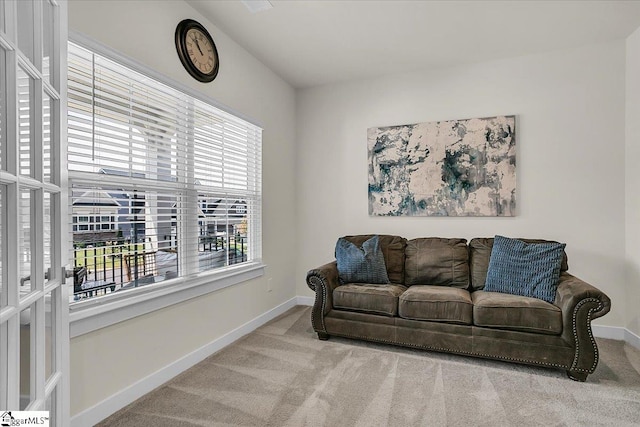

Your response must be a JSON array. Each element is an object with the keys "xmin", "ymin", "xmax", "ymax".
[
  {"xmin": 566, "ymin": 370, "xmax": 588, "ymax": 382},
  {"xmin": 317, "ymin": 332, "xmax": 329, "ymax": 341}
]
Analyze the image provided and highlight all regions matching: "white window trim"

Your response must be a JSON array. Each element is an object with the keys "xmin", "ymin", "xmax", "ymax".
[
  {"xmin": 67, "ymin": 31, "xmax": 264, "ymax": 337},
  {"xmin": 69, "ymin": 262, "xmax": 264, "ymax": 338}
]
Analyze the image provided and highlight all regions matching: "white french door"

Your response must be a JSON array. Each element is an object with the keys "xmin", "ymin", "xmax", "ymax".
[{"xmin": 0, "ymin": 0, "xmax": 69, "ymax": 425}]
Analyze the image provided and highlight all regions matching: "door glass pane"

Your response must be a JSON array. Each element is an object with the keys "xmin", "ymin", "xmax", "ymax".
[
  {"xmin": 42, "ymin": 0, "xmax": 54, "ymax": 84},
  {"xmin": 0, "ymin": 47, "xmax": 5, "ymax": 171},
  {"xmin": 44, "ymin": 94, "xmax": 52, "ymax": 183},
  {"xmin": 45, "ymin": 387, "xmax": 56, "ymax": 421},
  {"xmin": 17, "ymin": 0, "xmax": 35, "ymax": 65},
  {"xmin": 0, "ymin": 186, "xmax": 4, "ymax": 309},
  {"xmin": 45, "ymin": 290, "xmax": 56, "ymax": 382},
  {"xmin": 18, "ymin": 66, "xmax": 33, "ymax": 177},
  {"xmin": 0, "ymin": 321, "xmax": 7, "ymax": 408},
  {"xmin": 44, "ymin": 192, "xmax": 52, "ymax": 282},
  {"xmin": 0, "ymin": 0, "xmax": 5, "ymax": 34},
  {"xmin": 20, "ymin": 306, "xmax": 33, "ymax": 410},
  {"xmin": 19, "ymin": 188, "xmax": 33, "ymax": 297}
]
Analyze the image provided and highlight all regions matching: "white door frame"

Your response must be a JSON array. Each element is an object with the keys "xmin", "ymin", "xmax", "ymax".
[{"xmin": 0, "ymin": 1, "xmax": 69, "ymax": 425}]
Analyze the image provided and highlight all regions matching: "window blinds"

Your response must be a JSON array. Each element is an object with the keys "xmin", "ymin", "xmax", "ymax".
[{"xmin": 67, "ymin": 42, "xmax": 262, "ymax": 289}]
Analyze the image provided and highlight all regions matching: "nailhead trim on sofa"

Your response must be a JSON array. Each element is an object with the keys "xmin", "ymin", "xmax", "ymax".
[
  {"xmin": 317, "ymin": 301, "xmax": 601, "ymax": 374},
  {"xmin": 309, "ymin": 275, "xmax": 602, "ymax": 374},
  {"xmin": 308, "ymin": 275, "xmax": 327, "ymax": 333},
  {"xmin": 570, "ymin": 297, "xmax": 603, "ymax": 373},
  {"xmin": 326, "ymin": 331, "xmax": 573, "ymax": 370}
]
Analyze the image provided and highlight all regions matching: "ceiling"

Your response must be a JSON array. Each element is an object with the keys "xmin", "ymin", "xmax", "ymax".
[{"xmin": 186, "ymin": 0, "xmax": 640, "ymax": 89}]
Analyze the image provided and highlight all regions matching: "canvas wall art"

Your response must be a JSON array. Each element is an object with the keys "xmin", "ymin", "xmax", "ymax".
[{"xmin": 368, "ymin": 115, "xmax": 516, "ymax": 216}]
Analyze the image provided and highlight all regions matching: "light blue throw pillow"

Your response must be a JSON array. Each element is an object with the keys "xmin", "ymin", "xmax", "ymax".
[
  {"xmin": 335, "ymin": 235, "xmax": 390, "ymax": 284},
  {"xmin": 484, "ymin": 235, "xmax": 566, "ymax": 303}
]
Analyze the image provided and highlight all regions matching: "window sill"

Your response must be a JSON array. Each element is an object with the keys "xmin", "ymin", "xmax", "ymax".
[{"xmin": 69, "ymin": 262, "xmax": 265, "ymax": 338}]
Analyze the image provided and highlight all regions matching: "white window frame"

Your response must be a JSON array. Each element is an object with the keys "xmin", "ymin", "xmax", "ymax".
[{"xmin": 67, "ymin": 32, "xmax": 264, "ymax": 338}]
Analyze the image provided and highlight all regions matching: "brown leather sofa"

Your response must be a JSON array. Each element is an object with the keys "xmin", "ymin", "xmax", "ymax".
[{"xmin": 306, "ymin": 235, "xmax": 611, "ymax": 381}]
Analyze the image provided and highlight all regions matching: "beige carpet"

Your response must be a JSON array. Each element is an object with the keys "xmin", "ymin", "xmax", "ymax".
[{"xmin": 98, "ymin": 306, "xmax": 640, "ymax": 426}]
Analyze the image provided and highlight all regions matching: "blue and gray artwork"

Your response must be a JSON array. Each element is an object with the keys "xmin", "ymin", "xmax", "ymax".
[{"xmin": 368, "ymin": 115, "xmax": 516, "ymax": 216}]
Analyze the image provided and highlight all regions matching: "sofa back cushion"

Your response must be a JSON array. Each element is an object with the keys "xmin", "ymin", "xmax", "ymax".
[
  {"xmin": 404, "ymin": 238, "xmax": 469, "ymax": 288},
  {"xmin": 342, "ymin": 235, "xmax": 407, "ymax": 284},
  {"xmin": 469, "ymin": 237, "xmax": 569, "ymax": 291}
]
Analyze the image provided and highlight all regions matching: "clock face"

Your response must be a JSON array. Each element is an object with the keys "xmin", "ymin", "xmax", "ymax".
[
  {"xmin": 185, "ymin": 28, "xmax": 217, "ymax": 75},
  {"xmin": 175, "ymin": 19, "xmax": 219, "ymax": 82}
]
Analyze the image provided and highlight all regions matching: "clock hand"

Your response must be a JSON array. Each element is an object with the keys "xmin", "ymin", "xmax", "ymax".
[{"xmin": 194, "ymin": 38, "xmax": 204, "ymax": 56}]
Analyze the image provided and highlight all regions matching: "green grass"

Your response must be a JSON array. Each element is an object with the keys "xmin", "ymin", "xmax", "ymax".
[
  {"xmin": 75, "ymin": 238, "xmax": 248, "ymax": 273},
  {"xmin": 73, "ymin": 243, "xmax": 145, "ymax": 271}
]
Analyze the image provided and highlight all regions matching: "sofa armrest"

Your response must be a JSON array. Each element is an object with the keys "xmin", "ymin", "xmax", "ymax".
[
  {"xmin": 555, "ymin": 272, "xmax": 611, "ymax": 375},
  {"xmin": 306, "ymin": 261, "xmax": 340, "ymax": 336}
]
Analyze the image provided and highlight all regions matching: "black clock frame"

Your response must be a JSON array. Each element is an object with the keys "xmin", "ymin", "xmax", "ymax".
[{"xmin": 175, "ymin": 19, "xmax": 219, "ymax": 83}]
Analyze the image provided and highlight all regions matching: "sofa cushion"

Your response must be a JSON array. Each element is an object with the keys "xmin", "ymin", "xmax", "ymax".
[
  {"xmin": 335, "ymin": 235, "xmax": 390, "ymax": 284},
  {"xmin": 469, "ymin": 237, "xmax": 569, "ymax": 291},
  {"xmin": 398, "ymin": 285, "xmax": 473, "ymax": 325},
  {"xmin": 342, "ymin": 235, "xmax": 407, "ymax": 284},
  {"xmin": 404, "ymin": 238, "xmax": 469, "ymax": 288},
  {"xmin": 334, "ymin": 283, "xmax": 407, "ymax": 316},
  {"xmin": 472, "ymin": 290, "xmax": 562, "ymax": 335},
  {"xmin": 484, "ymin": 236, "xmax": 565, "ymax": 303}
]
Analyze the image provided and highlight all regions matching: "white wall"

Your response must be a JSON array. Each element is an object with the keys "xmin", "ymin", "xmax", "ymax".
[
  {"xmin": 626, "ymin": 27, "xmax": 640, "ymax": 337},
  {"xmin": 68, "ymin": 0, "xmax": 296, "ymax": 417},
  {"xmin": 296, "ymin": 41, "xmax": 627, "ymax": 330},
  {"xmin": 65, "ymin": 0, "xmax": 635, "ymax": 416}
]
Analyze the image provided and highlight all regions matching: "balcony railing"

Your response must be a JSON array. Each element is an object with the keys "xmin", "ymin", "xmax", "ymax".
[{"xmin": 72, "ymin": 234, "xmax": 247, "ymax": 300}]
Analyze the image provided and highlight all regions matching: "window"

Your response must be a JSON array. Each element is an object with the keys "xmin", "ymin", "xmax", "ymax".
[{"xmin": 67, "ymin": 41, "xmax": 262, "ymax": 304}]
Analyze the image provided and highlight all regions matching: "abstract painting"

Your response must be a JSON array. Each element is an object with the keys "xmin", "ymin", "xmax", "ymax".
[{"xmin": 368, "ymin": 115, "xmax": 516, "ymax": 216}]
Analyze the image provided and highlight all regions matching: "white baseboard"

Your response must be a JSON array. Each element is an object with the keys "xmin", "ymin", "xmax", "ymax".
[
  {"xmin": 71, "ymin": 297, "xmax": 299, "ymax": 427},
  {"xmin": 625, "ymin": 328, "xmax": 640, "ymax": 350},
  {"xmin": 592, "ymin": 325, "xmax": 626, "ymax": 340},
  {"xmin": 592, "ymin": 325, "xmax": 640, "ymax": 350},
  {"xmin": 296, "ymin": 295, "xmax": 314, "ymax": 306}
]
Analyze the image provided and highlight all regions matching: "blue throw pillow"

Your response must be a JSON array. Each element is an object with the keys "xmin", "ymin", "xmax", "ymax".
[
  {"xmin": 484, "ymin": 235, "xmax": 566, "ymax": 303},
  {"xmin": 335, "ymin": 235, "xmax": 390, "ymax": 284}
]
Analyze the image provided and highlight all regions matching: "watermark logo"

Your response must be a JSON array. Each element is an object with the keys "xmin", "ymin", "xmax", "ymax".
[{"xmin": 0, "ymin": 412, "xmax": 49, "ymax": 426}]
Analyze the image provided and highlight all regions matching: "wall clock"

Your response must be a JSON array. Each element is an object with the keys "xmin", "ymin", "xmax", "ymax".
[{"xmin": 175, "ymin": 19, "xmax": 219, "ymax": 83}]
